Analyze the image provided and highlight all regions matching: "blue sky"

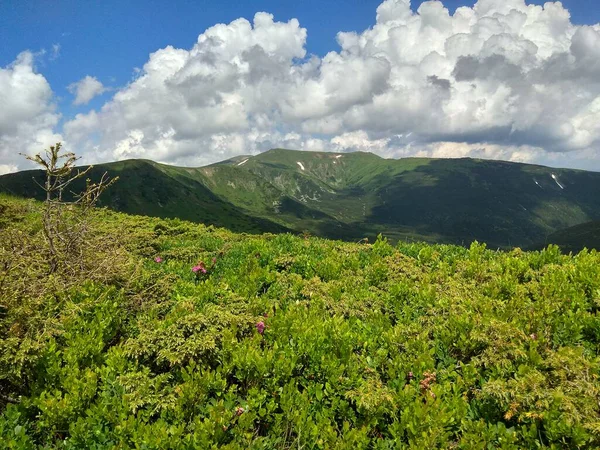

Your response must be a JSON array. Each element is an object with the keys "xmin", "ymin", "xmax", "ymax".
[
  {"xmin": 1, "ymin": 0, "xmax": 600, "ymax": 172},
  {"xmin": 1, "ymin": 0, "xmax": 597, "ymax": 119}
]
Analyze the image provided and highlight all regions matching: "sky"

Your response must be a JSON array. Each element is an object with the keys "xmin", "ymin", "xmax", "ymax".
[{"xmin": 1, "ymin": 0, "xmax": 600, "ymax": 174}]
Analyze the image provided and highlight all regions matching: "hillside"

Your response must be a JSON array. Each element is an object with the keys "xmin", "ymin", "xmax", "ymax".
[
  {"xmin": 1, "ymin": 193, "xmax": 600, "ymax": 448},
  {"xmin": 3, "ymin": 149, "xmax": 600, "ymax": 248},
  {"xmin": 230, "ymin": 149, "xmax": 600, "ymax": 247},
  {"xmin": 0, "ymin": 159, "xmax": 289, "ymax": 235}
]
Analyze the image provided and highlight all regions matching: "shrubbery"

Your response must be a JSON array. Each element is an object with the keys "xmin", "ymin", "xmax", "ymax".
[{"xmin": 1, "ymin": 149, "xmax": 599, "ymax": 448}]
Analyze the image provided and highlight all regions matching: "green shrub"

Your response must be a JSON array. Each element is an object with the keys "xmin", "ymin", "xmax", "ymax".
[{"xmin": 2, "ymin": 194, "xmax": 600, "ymax": 448}]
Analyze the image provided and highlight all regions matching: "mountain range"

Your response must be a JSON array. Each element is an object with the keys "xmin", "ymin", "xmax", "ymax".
[{"xmin": 2, "ymin": 148, "xmax": 600, "ymax": 250}]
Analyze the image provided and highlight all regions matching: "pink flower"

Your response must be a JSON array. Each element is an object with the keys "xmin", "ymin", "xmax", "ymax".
[
  {"xmin": 235, "ymin": 406, "xmax": 244, "ymax": 416},
  {"xmin": 154, "ymin": 256, "xmax": 163, "ymax": 263},
  {"xmin": 256, "ymin": 321, "xmax": 265, "ymax": 335},
  {"xmin": 192, "ymin": 263, "xmax": 207, "ymax": 274}
]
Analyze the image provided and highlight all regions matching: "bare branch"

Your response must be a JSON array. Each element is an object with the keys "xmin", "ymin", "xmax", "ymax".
[
  {"xmin": 21, "ymin": 142, "xmax": 118, "ymax": 274},
  {"xmin": 31, "ymin": 176, "xmax": 46, "ymax": 192}
]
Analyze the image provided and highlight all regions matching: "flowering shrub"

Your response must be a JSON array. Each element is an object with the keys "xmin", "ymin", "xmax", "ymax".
[
  {"xmin": 192, "ymin": 261, "xmax": 209, "ymax": 285},
  {"xmin": 1, "ymin": 199, "xmax": 600, "ymax": 448},
  {"xmin": 192, "ymin": 263, "xmax": 206, "ymax": 274}
]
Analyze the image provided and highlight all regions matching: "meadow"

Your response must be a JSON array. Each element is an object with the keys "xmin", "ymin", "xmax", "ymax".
[{"xmin": 1, "ymin": 193, "xmax": 599, "ymax": 448}]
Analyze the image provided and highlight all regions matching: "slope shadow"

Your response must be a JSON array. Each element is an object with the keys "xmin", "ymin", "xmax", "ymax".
[
  {"xmin": 0, "ymin": 161, "xmax": 291, "ymax": 235},
  {"xmin": 527, "ymin": 221, "xmax": 600, "ymax": 254},
  {"xmin": 363, "ymin": 158, "xmax": 600, "ymax": 248}
]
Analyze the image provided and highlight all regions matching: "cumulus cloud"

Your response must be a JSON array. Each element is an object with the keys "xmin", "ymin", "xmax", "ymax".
[
  {"xmin": 64, "ymin": 12, "xmax": 310, "ymax": 166},
  {"xmin": 68, "ymin": 75, "xmax": 108, "ymax": 105},
  {"xmin": 9, "ymin": 0, "xmax": 600, "ymax": 171},
  {"xmin": 0, "ymin": 51, "xmax": 62, "ymax": 173}
]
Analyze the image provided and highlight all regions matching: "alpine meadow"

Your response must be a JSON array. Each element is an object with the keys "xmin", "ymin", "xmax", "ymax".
[{"xmin": 2, "ymin": 0, "xmax": 600, "ymax": 448}]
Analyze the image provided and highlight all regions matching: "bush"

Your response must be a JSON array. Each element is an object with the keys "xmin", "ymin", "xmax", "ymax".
[{"xmin": 1, "ymin": 192, "xmax": 600, "ymax": 448}]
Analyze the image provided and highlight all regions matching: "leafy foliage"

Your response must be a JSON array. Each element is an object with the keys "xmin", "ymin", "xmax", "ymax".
[{"xmin": 1, "ymin": 194, "xmax": 600, "ymax": 448}]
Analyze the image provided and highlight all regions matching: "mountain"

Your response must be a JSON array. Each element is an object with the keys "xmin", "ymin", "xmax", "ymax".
[
  {"xmin": 2, "ymin": 148, "xmax": 600, "ymax": 248},
  {"xmin": 0, "ymin": 159, "xmax": 289, "ymax": 234}
]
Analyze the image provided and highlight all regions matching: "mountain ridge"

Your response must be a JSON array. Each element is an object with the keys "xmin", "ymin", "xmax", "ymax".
[{"xmin": 2, "ymin": 149, "xmax": 600, "ymax": 248}]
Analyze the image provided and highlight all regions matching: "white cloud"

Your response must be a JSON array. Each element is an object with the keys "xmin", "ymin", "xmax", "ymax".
[
  {"xmin": 0, "ymin": 164, "xmax": 18, "ymax": 175},
  {"xmin": 331, "ymin": 130, "xmax": 391, "ymax": 153},
  {"xmin": 63, "ymin": 12, "xmax": 310, "ymax": 166},
  {"xmin": 7, "ymin": 1, "xmax": 600, "ymax": 172},
  {"xmin": 0, "ymin": 51, "xmax": 63, "ymax": 171},
  {"xmin": 68, "ymin": 75, "xmax": 108, "ymax": 105}
]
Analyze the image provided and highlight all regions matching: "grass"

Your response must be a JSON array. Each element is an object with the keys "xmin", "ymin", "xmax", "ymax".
[{"xmin": 1, "ymin": 193, "xmax": 600, "ymax": 448}]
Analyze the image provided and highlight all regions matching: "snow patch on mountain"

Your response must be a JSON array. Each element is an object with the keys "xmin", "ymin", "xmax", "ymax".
[{"xmin": 551, "ymin": 174, "xmax": 565, "ymax": 190}]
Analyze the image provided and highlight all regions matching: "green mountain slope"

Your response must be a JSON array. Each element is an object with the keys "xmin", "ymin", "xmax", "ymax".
[
  {"xmin": 231, "ymin": 149, "xmax": 600, "ymax": 247},
  {"xmin": 362, "ymin": 158, "xmax": 600, "ymax": 247},
  {"xmin": 0, "ymin": 159, "xmax": 289, "ymax": 234},
  {"xmin": 171, "ymin": 162, "xmax": 359, "ymax": 239},
  {"xmin": 2, "ymin": 149, "xmax": 600, "ymax": 247}
]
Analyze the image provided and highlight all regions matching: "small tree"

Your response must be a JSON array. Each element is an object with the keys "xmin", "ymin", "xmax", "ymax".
[{"xmin": 24, "ymin": 143, "xmax": 118, "ymax": 273}]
